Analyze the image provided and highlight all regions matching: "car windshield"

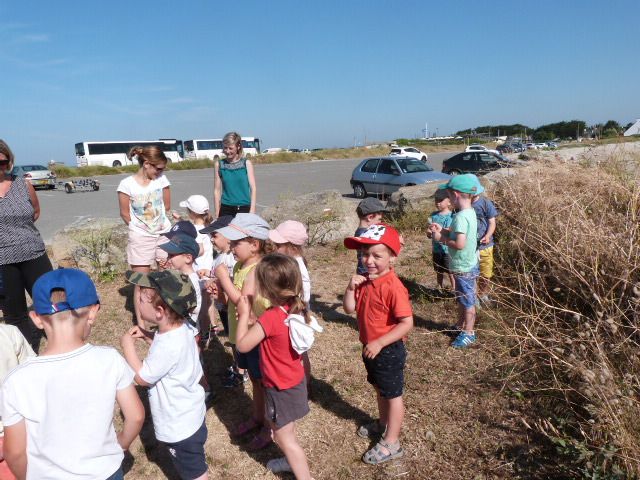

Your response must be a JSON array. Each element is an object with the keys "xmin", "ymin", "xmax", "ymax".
[
  {"xmin": 395, "ymin": 158, "xmax": 432, "ymax": 173},
  {"xmin": 390, "ymin": 148, "xmax": 401, "ymax": 154},
  {"xmin": 22, "ymin": 165, "xmax": 48, "ymax": 171}
]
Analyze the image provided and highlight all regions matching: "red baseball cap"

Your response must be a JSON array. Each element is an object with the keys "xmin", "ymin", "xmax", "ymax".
[{"xmin": 343, "ymin": 223, "xmax": 402, "ymax": 256}]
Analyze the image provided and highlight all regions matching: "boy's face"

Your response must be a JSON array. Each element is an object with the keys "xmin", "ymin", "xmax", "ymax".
[
  {"xmin": 361, "ymin": 243, "xmax": 395, "ymax": 278},
  {"xmin": 138, "ymin": 288, "xmax": 158, "ymax": 324},
  {"xmin": 435, "ymin": 196, "xmax": 451, "ymax": 211},
  {"xmin": 212, "ymin": 232, "xmax": 230, "ymax": 252},
  {"xmin": 166, "ymin": 252, "xmax": 192, "ymax": 270}
]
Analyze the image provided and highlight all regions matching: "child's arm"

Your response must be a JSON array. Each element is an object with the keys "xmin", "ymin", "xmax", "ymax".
[
  {"xmin": 480, "ymin": 217, "xmax": 496, "ymax": 245},
  {"xmin": 120, "ymin": 328, "xmax": 153, "ymax": 387},
  {"xmin": 115, "ymin": 385, "xmax": 145, "ymax": 451},
  {"xmin": 235, "ymin": 295, "xmax": 265, "ymax": 353},
  {"xmin": 343, "ymin": 275, "xmax": 367, "ymax": 314},
  {"xmin": 213, "ymin": 161, "xmax": 222, "ymax": 216},
  {"xmin": 214, "ymin": 264, "xmax": 241, "ymax": 305},
  {"xmin": 363, "ymin": 315, "xmax": 413, "ymax": 359},
  {"xmin": 430, "ymin": 223, "xmax": 466, "ymax": 250},
  {"xmin": 246, "ymin": 160, "xmax": 257, "ymax": 213},
  {"xmin": 3, "ymin": 421, "xmax": 27, "ymax": 480}
]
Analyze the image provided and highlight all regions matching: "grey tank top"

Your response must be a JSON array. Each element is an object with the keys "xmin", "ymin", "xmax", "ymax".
[{"xmin": 0, "ymin": 175, "xmax": 46, "ymax": 264}]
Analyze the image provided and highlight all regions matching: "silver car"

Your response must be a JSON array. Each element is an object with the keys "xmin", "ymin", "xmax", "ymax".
[
  {"xmin": 11, "ymin": 164, "xmax": 57, "ymax": 189},
  {"xmin": 350, "ymin": 156, "xmax": 451, "ymax": 198}
]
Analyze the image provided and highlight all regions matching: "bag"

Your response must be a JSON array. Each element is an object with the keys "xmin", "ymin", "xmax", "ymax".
[{"xmin": 284, "ymin": 313, "xmax": 323, "ymax": 354}]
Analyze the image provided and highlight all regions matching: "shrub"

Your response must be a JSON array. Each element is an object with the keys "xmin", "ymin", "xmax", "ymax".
[{"xmin": 486, "ymin": 154, "xmax": 640, "ymax": 477}]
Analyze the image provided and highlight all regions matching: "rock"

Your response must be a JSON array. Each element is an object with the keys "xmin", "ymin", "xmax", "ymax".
[
  {"xmin": 50, "ymin": 217, "xmax": 128, "ymax": 277},
  {"xmin": 261, "ymin": 190, "xmax": 359, "ymax": 245},
  {"xmin": 386, "ymin": 183, "xmax": 442, "ymax": 213}
]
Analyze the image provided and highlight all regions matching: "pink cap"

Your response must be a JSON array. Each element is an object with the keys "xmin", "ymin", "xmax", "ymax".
[{"xmin": 268, "ymin": 220, "xmax": 308, "ymax": 246}]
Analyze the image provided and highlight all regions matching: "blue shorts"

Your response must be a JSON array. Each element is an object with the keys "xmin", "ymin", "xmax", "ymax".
[
  {"xmin": 453, "ymin": 265, "xmax": 479, "ymax": 309},
  {"xmin": 236, "ymin": 346, "xmax": 262, "ymax": 380},
  {"xmin": 362, "ymin": 340, "xmax": 406, "ymax": 399},
  {"xmin": 164, "ymin": 421, "xmax": 208, "ymax": 479}
]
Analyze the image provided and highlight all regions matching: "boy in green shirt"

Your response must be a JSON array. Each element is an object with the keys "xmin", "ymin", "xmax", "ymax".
[{"xmin": 429, "ymin": 174, "xmax": 480, "ymax": 348}]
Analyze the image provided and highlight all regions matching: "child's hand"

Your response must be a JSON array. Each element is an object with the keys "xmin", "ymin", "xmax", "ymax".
[
  {"xmin": 237, "ymin": 295, "xmax": 250, "ymax": 320},
  {"xmin": 426, "ymin": 228, "xmax": 433, "ymax": 239},
  {"xmin": 429, "ymin": 222, "xmax": 443, "ymax": 233},
  {"xmin": 347, "ymin": 274, "xmax": 367, "ymax": 291},
  {"xmin": 214, "ymin": 263, "xmax": 229, "ymax": 281},
  {"xmin": 156, "ymin": 257, "xmax": 169, "ymax": 270},
  {"xmin": 480, "ymin": 235, "xmax": 490, "ymax": 245},
  {"xmin": 197, "ymin": 269, "xmax": 209, "ymax": 279},
  {"xmin": 363, "ymin": 339, "xmax": 384, "ymax": 359},
  {"xmin": 171, "ymin": 210, "xmax": 182, "ymax": 220},
  {"xmin": 204, "ymin": 279, "xmax": 218, "ymax": 295}
]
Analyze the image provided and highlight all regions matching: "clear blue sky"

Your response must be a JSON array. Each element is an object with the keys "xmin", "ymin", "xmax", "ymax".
[{"xmin": 1, "ymin": 0, "xmax": 638, "ymax": 164}]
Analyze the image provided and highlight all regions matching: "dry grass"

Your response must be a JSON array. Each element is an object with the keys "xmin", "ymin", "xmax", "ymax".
[{"xmin": 484, "ymin": 153, "xmax": 640, "ymax": 478}]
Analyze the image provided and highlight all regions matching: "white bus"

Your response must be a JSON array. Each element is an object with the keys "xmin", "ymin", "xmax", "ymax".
[
  {"xmin": 75, "ymin": 139, "xmax": 184, "ymax": 167},
  {"xmin": 184, "ymin": 137, "xmax": 261, "ymax": 160}
]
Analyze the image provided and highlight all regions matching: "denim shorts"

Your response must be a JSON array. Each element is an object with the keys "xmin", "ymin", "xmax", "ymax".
[
  {"xmin": 236, "ymin": 345, "xmax": 262, "ymax": 380},
  {"xmin": 453, "ymin": 265, "xmax": 479, "ymax": 309},
  {"xmin": 164, "ymin": 421, "xmax": 208, "ymax": 479},
  {"xmin": 362, "ymin": 340, "xmax": 406, "ymax": 399},
  {"xmin": 432, "ymin": 251, "xmax": 451, "ymax": 274}
]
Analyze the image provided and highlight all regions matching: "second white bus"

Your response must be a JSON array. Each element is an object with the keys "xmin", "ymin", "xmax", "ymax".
[
  {"xmin": 184, "ymin": 137, "xmax": 261, "ymax": 160},
  {"xmin": 75, "ymin": 139, "xmax": 184, "ymax": 167}
]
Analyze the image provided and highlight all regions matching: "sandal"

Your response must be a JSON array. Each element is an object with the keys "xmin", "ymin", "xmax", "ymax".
[
  {"xmin": 231, "ymin": 418, "xmax": 261, "ymax": 438},
  {"xmin": 246, "ymin": 427, "xmax": 273, "ymax": 451},
  {"xmin": 362, "ymin": 439, "xmax": 404, "ymax": 465},
  {"xmin": 357, "ymin": 421, "xmax": 386, "ymax": 439}
]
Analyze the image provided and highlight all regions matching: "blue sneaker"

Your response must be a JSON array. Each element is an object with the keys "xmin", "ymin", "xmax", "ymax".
[{"xmin": 452, "ymin": 331, "xmax": 476, "ymax": 348}]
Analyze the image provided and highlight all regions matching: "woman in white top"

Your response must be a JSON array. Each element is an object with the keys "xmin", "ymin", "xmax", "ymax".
[{"xmin": 117, "ymin": 145, "xmax": 171, "ymax": 326}]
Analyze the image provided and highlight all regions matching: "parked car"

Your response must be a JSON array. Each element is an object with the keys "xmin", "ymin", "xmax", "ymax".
[
  {"xmin": 546, "ymin": 141, "xmax": 558, "ymax": 149},
  {"xmin": 511, "ymin": 143, "xmax": 526, "ymax": 153},
  {"xmin": 350, "ymin": 156, "xmax": 450, "ymax": 198},
  {"xmin": 496, "ymin": 144, "xmax": 513, "ymax": 154},
  {"xmin": 389, "ymin": 147, "xmax": 428, "ymax": 162},
  {"xmin": 441, "ymin": 152, "xmax": 517, "ymax": 176},
  {"xmin": 525, "ymin": 143, "xmax": 537, "ymax": 150},
  {"xmin": 262, "ymin": 148, "xmax": 284, "ymax": 155},
  {"xmin": 465, "ymin": 144, "xmax": 499, "ymax": 155},
  {"xmin": 535, "ymin": 143, "xmax": 547, "ymax": 149},
  {"xmin": 11, "ymin": 164, "xmax": 56, "ymax": 189}
]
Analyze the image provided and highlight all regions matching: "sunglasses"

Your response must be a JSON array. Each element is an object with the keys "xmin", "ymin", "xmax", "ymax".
[{"xmin": 0, "ymin": 160, "xmax": 10, "ymax": 166}]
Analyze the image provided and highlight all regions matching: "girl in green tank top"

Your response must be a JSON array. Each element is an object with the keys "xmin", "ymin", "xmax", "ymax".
[{"xmin": 213, "ymin": 132, "xmax": 257, "ymax": 217}]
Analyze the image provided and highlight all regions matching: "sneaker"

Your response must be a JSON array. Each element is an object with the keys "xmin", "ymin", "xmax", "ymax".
[
  {"xmin": 267, "ymin": 457, "xmax": 292, "ymax": 473},
  {"xmin": 451, "ymin": 331, "xmax": 476, "ymax": 349}
]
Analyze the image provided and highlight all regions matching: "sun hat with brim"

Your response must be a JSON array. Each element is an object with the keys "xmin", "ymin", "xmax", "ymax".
[
  {"xmin": 343, "ymin": 223, "xmax": 402, "ymax": 256},
  {"xmin": 216, "ymin": 213, "xmax": 270, "ymax": 241},
  {"xmin": 268, "ymin": 220, "xmax": 308, "ymax": 246},
  {"xmin": 32, "ymin": 268, "xmax": 100, "ymax": 315},
  {"xmin": 200, "ymin": 215, "xmax": 234, "ymax": 235},
  {"xmin": 438, "ymin": 174, "xmax": 484, "ymax": 195},
  {"xmin": 159, "ymin": 233, "xmax": 200, "ymax": 258},
  {"xmin": 125, "ymin": 270, "xmax": 196, "ymax": 318}
]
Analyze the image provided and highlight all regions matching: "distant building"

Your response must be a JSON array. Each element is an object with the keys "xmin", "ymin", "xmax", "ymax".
[{"xmin": 624, "ymin": 119, "xmax": 640, "ymax": 136}]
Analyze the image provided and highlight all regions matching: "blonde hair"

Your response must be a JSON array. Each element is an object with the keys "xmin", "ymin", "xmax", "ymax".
[
  {"xmin": 274, "ymin": 242, "xmax": 308, "ymax": 267},
  {"xmin": 128, "ymin": 145, "xmax": 168, "ymax": 168},
  {"xmin": 0, "ymin": 139, "xmax": 15, "ymax": 171},
  {"xmin": 255, "ymin": 253, "xmax": 312, "ymax": 324},
  {"xmin": 222, "ymin": 132, "xmax": 243, "ymax": 157},
  {"xmin": 188, "ymin": 208, "xmax": 213, "ymax": 225}
]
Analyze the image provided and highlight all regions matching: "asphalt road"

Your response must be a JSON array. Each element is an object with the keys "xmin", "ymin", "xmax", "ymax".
[{"xmin": 35, "ymin": 153, "xmax": 451, "ymax": 242}]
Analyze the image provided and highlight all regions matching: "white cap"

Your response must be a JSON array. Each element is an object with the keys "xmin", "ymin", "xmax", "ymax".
[{"xmin": 179, "ymin": 195, "xmax": 209, "ymax": 215}]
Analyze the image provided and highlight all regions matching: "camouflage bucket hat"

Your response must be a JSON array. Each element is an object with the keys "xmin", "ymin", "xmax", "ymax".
[{"xmin": 126, "ymin": 270, "xmax": 196, "ymax": 318}]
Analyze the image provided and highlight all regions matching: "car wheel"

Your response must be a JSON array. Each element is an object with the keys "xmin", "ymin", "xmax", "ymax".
[
  {"xmin": 353, "ymin": 183, "xmax": 367, "ymax": 199},
  {"xmin": 112, "ymin": 160, "xmax": 122, "ymax": 167},
  {"xmin": 405, "ymin": 183, "xmax": 416, "ymax": 187},
  {"xmin": 421, "ymin": 156, "xmax": 427, "ymax": 162},
  {"xmin": 64, "ymin": 183, "xmax": 73, "ymax": 194},
  {"xmin": 449, "ymin": 169, "xmax": 461, "ymax": 176}
]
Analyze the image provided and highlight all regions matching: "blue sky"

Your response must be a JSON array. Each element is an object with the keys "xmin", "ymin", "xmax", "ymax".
[{"xmin": 1, "ymin": 0, "xmax": 638, "ymax": 164}]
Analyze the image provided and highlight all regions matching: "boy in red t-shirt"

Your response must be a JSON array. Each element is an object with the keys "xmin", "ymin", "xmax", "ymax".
[{"xmin": 343, "ymin": 224, "xmax": 414, "ymax": 465}]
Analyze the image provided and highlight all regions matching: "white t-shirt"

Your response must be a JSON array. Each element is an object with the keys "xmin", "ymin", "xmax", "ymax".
[
  {"xmin": 117, "ymin": 175, "xmax": 171, "ymax": 236},
  {"xmin": 0, "ymin": 324, "xmax": 35, "ymax": 435},
  {"xmin": 194, "ymin": 224, "xmax": 214, "ymax": 273},
  {"xmin": 295, "ymin": 256, "xmax": 311, "ymax": 304},
  {"xmin": 212, "ymin": 251, "xmax": 237, "ymax": 310},
  {"xmin": 188, "ymin": 271, "xmax": 202, "ymax": 335},
  {"xmin": 138, "ymin": 324, "xmax": 205, "ymax": 443},
  {"xmin": 1, "ymin": 344, "xmax": 134, "ymax": 480}
]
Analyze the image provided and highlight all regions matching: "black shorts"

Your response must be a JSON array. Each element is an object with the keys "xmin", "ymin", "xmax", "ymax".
[
  {"xmin": 163, "ymin": 421, "xmax": 208, "ymax": 479},
  {"xmin": 362, "ymin": 340, "xmax": 406, "ymax": 399},
  {"xmin": 218, "ymin": 204, "xmax": 250, "ymax": 217},
  {"xmin": 236, "ymin": 346, "xmax": 262, "ymax": 380},
  {"xmin": 265, "ymin": 378, "xmax": 309, "ymax": 430},
  {"xmin": 432, "ymin": 251, "xmax": 451, "ymax": 274}
]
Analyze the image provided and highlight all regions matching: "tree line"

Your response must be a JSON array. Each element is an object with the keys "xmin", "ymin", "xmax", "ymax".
[{"xmin": 456, "ymin": 120, "xmax": 633, "ymax": 141}]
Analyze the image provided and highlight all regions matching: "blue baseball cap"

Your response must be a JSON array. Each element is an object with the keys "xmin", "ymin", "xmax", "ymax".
[
  {"xmin": 32, "ymin": 268, "xmax": 100, "ymax": 315},
  {"xmin": 200, "ymin": 215, "xmax": 234, "ymax": 235},
  {"xmin": 163, "ymin": 220, "xmax": 198, "ymax": 239},
  {"xmin": 160, "ymin": 233, "xmax": 200, "ymax": 258}
]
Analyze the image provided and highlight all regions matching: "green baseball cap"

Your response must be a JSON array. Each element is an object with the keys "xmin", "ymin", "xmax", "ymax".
[
  {"xmin": 438, "ymin": 174, "xmax": 484, "ymax": 195},
  {"xmin": 126, "ymin": 270, "xmax": 196, "ymax": 318}
]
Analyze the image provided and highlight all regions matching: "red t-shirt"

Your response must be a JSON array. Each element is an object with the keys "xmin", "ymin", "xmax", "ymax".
[
  {"xmin": 257, "ymin": 305, "xmax": 304, "ymax": 390},
  {"xmin": 355, "ymin": 269, "xmax": 413, "ymax": 344}
]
